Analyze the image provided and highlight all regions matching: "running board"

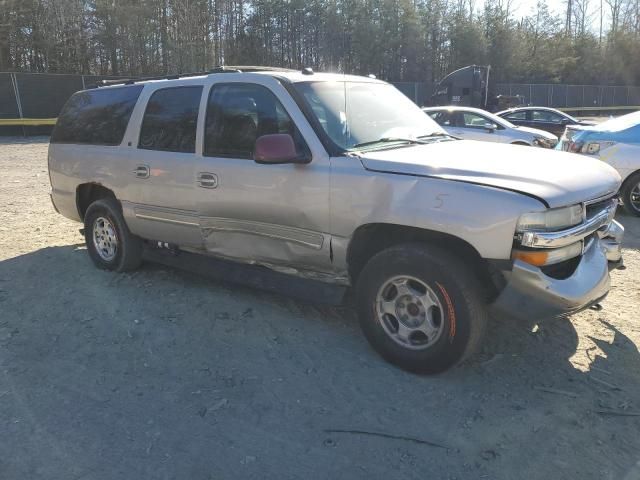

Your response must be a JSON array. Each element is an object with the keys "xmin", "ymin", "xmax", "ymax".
[{"xmin": 142, "ymin": 247, "xmax": 347, "ymax": 305}]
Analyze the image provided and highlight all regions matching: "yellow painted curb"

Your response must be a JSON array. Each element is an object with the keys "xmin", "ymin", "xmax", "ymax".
[{"xmin": 0, "ymin": 118, "xmax": 57, "ymax": 126}]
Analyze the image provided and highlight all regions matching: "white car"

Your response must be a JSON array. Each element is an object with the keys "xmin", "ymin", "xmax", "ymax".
[
  {"xmin": 423, "ymin": 106, "xmax": 558, "ymax": 148},
  {"xmin": 558, "ymin": 110, "xmax": 640, "ymax": 216}
]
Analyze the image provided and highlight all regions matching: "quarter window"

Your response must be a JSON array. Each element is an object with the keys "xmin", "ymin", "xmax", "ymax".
[
  {"xmin": 204, "ymin": 83, "xmax": 307, "ymax": 159},
  {"xmin": 138, "ymin": 86, "xmax": 203, "ymax": 153},
  {"xmin": 51, "ymin": 85, "xmax": 143, "ymax": 145}
]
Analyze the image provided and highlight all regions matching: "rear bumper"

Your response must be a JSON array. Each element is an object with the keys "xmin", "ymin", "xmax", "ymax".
[{"xmin": 492, "ymin": 224, "xmax": 623, "ymax": 319}]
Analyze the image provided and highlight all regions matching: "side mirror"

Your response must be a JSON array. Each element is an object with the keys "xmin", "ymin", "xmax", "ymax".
[
  {"xmin": 484, "ymin": 123, "xmax": 498, "ymax": 132},
  {"xmin": 254, "ymin": 134, "xmax": 309, "ymax": 164}
]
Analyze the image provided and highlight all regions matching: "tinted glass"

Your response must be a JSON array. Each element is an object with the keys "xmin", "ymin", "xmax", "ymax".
[
  {"xmin": 505, "ymin": 111, "xmax": 526, "ymax": 120},
  {"xmin": 51, "ymin": 85, "xmax": 143, "ymax": 145},
  {"xmin": 532, "ymin": 110, "xmax": 563, "ymax": 123},
  {"xmin": 204, "ymin": 83, "xmax": 306, "ymax": 159},
  {"xmin": 139, "ymin": 86, "xmax": 203, "ymax": 153}
]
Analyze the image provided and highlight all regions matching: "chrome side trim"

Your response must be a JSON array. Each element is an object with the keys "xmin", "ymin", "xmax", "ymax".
[
  {"xmin": 520, "ymin": 199, "xmax": 617, "ymax": 248},
  {"xmin": 135, "ymin": 213, "xmax": 199, "ymax": 226},
  {"xmin": 132, "ymin": 205, "xmax": 200, "ymax": 227},
  {"xmin": 200, "ymin": 216, "xmax": 325, "ymax": 250}
]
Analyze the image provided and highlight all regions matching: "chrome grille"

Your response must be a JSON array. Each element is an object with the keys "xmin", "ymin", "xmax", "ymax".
[{"xmin": 585, "ymin": 196, "xmax": 618, "ymax": 222}]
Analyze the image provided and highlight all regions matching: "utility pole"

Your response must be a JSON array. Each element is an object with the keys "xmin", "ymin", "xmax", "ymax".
[{"xmin": 599, "ymin": 0, "xmax": 603, "ymax": 44}]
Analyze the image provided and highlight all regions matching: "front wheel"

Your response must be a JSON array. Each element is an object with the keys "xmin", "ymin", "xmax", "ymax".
[
  {"xmin": 355, "ymin": 243, "xmax": 487, "ymax": 374},
  {"xmin": 621, "ymin": 171, "xmax": 640, "ymax": 217}
]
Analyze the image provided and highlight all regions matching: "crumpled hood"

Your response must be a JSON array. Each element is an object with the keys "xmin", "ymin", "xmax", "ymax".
[{"xmin": 358, "ymin": 140, "xmax": 621, "ymax": 207}]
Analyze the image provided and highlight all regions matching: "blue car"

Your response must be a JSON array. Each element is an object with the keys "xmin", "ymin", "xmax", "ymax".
[{"xmin": 558, "ymin": 111, "xmax": 640, "ymax": 216}]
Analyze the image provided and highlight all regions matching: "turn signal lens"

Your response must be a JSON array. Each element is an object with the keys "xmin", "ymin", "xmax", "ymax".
[
  {"xmin": 512, "ymin": 242, "xmax": 583, "ymax": 267},
  {"xmin": 512, "ymin": 250, "xmax": 549, "ymax": 266}
]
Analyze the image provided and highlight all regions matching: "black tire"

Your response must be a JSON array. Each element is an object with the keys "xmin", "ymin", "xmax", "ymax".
[
  {"xmin": 621, "ymin": 171, "xmax": 640, "ymax": 217},
  {"xmin": 355, "ymin": 243, "xmax": 487, "ymax": 374},
  {"xmin": 83, "ymin": 197, "xmax": 143, "ymax": 272}
]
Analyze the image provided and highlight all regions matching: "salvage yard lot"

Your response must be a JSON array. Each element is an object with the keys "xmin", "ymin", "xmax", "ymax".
[{"xmin": 1, "ymin": 138, "xmax": 640, "ymax": 480}]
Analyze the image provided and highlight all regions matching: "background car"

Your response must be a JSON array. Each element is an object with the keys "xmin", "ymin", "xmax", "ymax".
[
  {"xmin": 558, "ymin": 110, "xmax": 640, "ymax": 216},
  {"xmin": 423, "ymin": 106, "xmax": 558, "ymax": 147},
  {"xmin": 497, "ymin": 106, "xmax": 596, "ymax": 137}
]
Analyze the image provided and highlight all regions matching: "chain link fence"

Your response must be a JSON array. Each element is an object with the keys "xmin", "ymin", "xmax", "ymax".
[
  {"xmin": 494, "ymin": 83, "xmax": 640, "ymax": 109},
  {"xmin": 0, "ymin": 72, "xmax": 124, "ymax": 135},
  {"xmin": 2, "ymin": 72, "xmax": 640, "ymax": 135}
]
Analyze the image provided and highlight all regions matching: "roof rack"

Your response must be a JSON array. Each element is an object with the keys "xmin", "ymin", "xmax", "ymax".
[{"xmin": 88, "ymin": 65, "xmax": 298, "ymax": 88}]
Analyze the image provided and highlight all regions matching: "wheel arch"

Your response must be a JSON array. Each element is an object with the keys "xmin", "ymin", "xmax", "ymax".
[
  {"xmin": 76, "ymin": 183, "xmax": 117, "ymax": 220},
  {"xmin": 346, "ymin": 223, "xmax": 503, "ymax": 300},
  {"xmin": 620, "ymin": 168, "xmax": 640, "ymax": 187}
]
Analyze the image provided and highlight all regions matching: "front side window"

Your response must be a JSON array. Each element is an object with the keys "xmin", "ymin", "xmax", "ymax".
[
  {"xmin": 427, "ymin": 111, "xmax": 452, "ymax": 126},
  {"xmin": 293, "ymin": 81, "xmax": 444, "ymax": 151},
  {"xmin": 138, "ymin": 86, "xmax": 203, "ymax": 153},
  {"xmin": 461, "ymin": 112, "xmax": 491, "ymax": 128},
  {"xmin": 52, "ymin": 85, "xmax": 143, "ymax": 145},
  {"xmin": 204, "ymin": 83, "xmax": 307, "ymax": 159}
]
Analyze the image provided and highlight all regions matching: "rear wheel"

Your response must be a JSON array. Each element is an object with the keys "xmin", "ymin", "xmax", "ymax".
[
  {"xmin": 355, "ymin": 243, "xmax": 487, "ymax": 374},
  {"xmin": 621, "ymin": 172, "xmax": 640, "ymax": 217},
  {"xmin": 84, "ymin": 198, "xmax": 143, "ymax": 272}
]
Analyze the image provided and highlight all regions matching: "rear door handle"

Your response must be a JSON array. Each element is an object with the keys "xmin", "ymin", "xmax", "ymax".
[
  {"xmin": 197, "ymin": 172, "xmax": 218, "ymax": 189},
  {"xmin": 133, "ymin": 164, "xmax": 150, "ymax": 179}
]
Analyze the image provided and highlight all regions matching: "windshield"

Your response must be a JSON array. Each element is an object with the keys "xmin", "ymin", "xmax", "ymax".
[{"xmin": 293, "ymin": 81, "xmax": 445, "ymax": 150}]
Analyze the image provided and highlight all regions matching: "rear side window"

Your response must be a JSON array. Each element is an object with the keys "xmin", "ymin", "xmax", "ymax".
[
  {"xmin": 51, "ymin": 85, "xmax": 143, "ymax": 145},
  {"xmin": 138, "ymin": 86, "xmax": 203, "ymax": 153},
  {"xmin": 204, "ymin": 83, "xmax": 307, "ymax": 159},
  {"xmin": 532, "ymin": 110, "xmax": 563, "ymax": 123}
]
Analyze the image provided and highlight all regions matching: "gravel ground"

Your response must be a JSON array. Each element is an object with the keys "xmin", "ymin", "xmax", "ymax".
[{"xmin": 1, "ymin": 138, "xmax": 640, "ymax": 480}]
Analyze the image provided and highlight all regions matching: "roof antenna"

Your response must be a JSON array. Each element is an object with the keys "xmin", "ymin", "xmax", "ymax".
[{"xmin": 301, "ymin": 67, "xmax": 314, "ymax": 75}]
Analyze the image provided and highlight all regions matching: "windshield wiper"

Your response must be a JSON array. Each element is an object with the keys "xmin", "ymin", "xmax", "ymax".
[
  {"xmin": 418, "ymin": 132, "xmax": 461, "ymax": 140},
  {"xmin": 350, "ymin": 137, "xmax": 428, "ymax": 149}
]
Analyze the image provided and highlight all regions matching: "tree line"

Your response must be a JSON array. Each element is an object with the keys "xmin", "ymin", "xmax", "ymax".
[{"xmin": 1, "ymin": 0, "xmax": 639, "ymax": 85}]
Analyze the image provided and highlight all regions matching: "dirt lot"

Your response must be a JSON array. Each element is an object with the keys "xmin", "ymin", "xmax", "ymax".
[{"xmin": 1, "ymin": 138, "xmax": 640, "ymax": 480}]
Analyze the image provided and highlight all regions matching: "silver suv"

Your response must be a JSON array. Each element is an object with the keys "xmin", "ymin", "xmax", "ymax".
[{"xmin": 49, "ymin": 67, "xmax": 624, "ymax": 373}]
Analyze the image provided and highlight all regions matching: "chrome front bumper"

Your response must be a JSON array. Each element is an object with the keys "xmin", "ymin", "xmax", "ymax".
[{"xmin": 493, "ymin": 220, "xmax": 624, "ymax": 319}]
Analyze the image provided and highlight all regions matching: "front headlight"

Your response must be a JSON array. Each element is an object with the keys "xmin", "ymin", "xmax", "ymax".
[
  {"xmin": 533, "ymin": 136, "xmax": 557, "ymax": 148},
  {"xmin": 516, "ymin": 204, "xmax": 584, "ymax": 232}
]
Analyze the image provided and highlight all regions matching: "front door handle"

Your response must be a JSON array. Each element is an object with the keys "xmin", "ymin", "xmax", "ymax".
[
  {"xmin": 133, "ymin": 164, "xmax": 150, "ymax": 179},
  {"xmin": 197, "ymin": 172, "xmax": 218, "ymax": 189}
]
